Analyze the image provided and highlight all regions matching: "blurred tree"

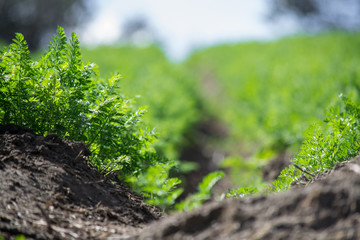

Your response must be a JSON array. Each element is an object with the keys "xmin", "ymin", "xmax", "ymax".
[
  {"xmin": 0, "ymin": 0, "xmax": 93, "ymax": 49},
  {"xmin": 269, "ymin": 0, "xmax": 360, "ymax": 31}
]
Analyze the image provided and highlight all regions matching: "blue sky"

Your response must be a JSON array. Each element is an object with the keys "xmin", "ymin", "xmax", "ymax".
[{"xmin": 80, "ymin": 0, "xmax": 299, "ymax": 60}]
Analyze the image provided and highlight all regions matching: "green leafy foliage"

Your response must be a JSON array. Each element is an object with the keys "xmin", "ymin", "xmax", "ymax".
[
  {"xmin": 225, "ymin": 95, "xmax": 360, "ymax": 196},
  {"xmin": 127, "ymin": 166, "xmax": 226, "ymax": 211},
  {"xmin": 0, "ymin": 27, "xmax": 168, "ymax": 180},
  {"xmin": 81, "ymin": 46, "xmax": 202, "ymax": 160},
  {"xmin": 78, "ymin": 33, "xmax": 360, "ymax": 204},
  {"xmin": 15, "ymin": 235, "xmax": 27, "ymax": 240},
  {"xmin": 225, "ymin": 186, "xmax": 258, "ymax": 199},
  {"xmin": 271, "ymin": 95, "xmax": 360, "ymax": 192},
  {"xmin": 0, "ymin": 234, "xmax": 28, "ymax": 240},
  {"xmin": 220, "ymin": 156, "xmax": 265, "ymax": 189},
  {"xmin": 186, "ymin": 32, "xmax": 360, "ymax": 188},
  {"xmin": 174, "ymin": 171, "xmax": 224, "ymax": 212},
  {"xmin": 4, "ymin": 27, "xmax": 360, "ymax": 211},
  {"xmin": 187, "ymin": 33, "xmax": 360, "ymax": 154},
  {"xmin": 126, "ymin": 162, "xmax": 183, "ymax": 210},
  {"xmin": 1, "ymin": 29, "xmax": 90, "ymax": 137}
]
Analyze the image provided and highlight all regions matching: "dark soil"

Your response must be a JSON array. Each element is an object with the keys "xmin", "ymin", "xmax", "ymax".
[
  {"xmin": 178, "ymin": 118, "xmax": 229, "ymax": 199},
  {"xmin": 2, "ymin": 124, "xmax": 360, "ymax": 240},
  {"xmin": 262, "ymin": 152, "xmax": 291, "ymax": 182},
  {"xmin": 136, "ymin": 156, "xmax": 360, "ymax": 240},
  {"xmin": 0, "ymin": 125, "xmax": 161, "ymax": 240}
]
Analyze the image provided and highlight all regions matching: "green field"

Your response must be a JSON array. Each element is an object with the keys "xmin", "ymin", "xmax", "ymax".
[
  {"xmin": 81, "ymin": 32, "xmax": 360, "ymax": 189},
  {"xmin": 3, "ymin": 30, "xmax": 360, "ymax": 210},
  {"xmin": 187, "ymin": 33, "xmax": 360, "ymax": 152},
  {"xmin": 81, "ymin": 45, "xmax": 202, "ymax": 160}
]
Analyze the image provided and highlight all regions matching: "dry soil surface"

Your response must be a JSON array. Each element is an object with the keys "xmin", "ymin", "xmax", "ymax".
[
  {"xmin": 0, "ymin": 125, "xmax": 161, "ymax": 239},
  {"xmin": 1, "ymin": 124, "xmax": 360, "ymax": 240},
  {"xmin": 136, "ymin": 156, "xmax": 360, "ymax": 240}
]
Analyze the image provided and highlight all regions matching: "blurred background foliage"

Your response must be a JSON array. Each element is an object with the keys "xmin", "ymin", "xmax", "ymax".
[
  {"xmin": 81, "ymin": 45, "xmax": 203, "ymax": 160},
  {"xmin": 1, "ymin": 0, "xmax": 360, "ymax": 194},
  {"xmin": 76, "ymin": 32, "xmax": 360, "ymax": 192},
  {"xmin": 187, "ymin": 33, "xmax": 360, "ymax": 154},
  {"xmin": 186, "ymin": 32, "xmax": 360, "ymax": 188}
]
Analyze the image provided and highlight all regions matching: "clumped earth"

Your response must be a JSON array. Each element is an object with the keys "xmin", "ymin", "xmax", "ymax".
[
  {"xmin": 0, "ymin": 125, "xmax": 161, "ymax": 239},
  {"xmin": 137, "ymin": 157, "xmax": 360, "ymax": 240},
  {"xmin": 1, "ymin": 125, "xmax": 360, "ymax": 240},
  {"xmin": 178, "ymin": 118, "xmax": 228, "ymax": 199}
]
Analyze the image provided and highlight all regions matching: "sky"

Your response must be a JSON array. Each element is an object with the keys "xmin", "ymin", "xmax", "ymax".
[{"xmin": 80, "ymin": 0, "xmax": 299, "ymax": 61}]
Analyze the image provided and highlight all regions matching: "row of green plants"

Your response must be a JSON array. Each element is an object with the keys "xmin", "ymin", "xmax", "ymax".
[
  {"xmin": 0, "ymin": 27, "xmax": 163, "ymax": 177},
  {"xmin": 186, "ymin": 32, "xmax": 360, "ymax": 188},
  {"xmin": 187, "ymin": 32, "xmax": 360, "ymax": 153},
  {"xmin": 79, "ymin": 32, "xmax": 360, "ymax": 194},
  {"xmin": 227, "ymin": 94, "xmax": 360, "ymax": 197},
  {"xmin": 271, "ymin": 95, "xmax": 360, "ymax": 191},
  {"xmin": 80, "ymin": 42, "xmax": 219, "ymax": 210},
  {"xmin": 81, "ymin": 45, "xmax": 203, "ymax": 161},
  {"xmin": 2, "ymin": 27, "xmax": 360, "ymax": 212}
]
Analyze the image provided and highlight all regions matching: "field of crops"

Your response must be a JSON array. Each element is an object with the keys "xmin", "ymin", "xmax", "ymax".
[
  {"xmin": 81, "ymin": 32, "xmax": 360, "ymax": 189},
  {"xmin": 2, "ymin": 29, "xmax": 360, "ymax": 211},
  {"xmin": 81, "ymin": 45, "xmax": 202, "ymax": 160},
  {"xmin": 187, "ymin": 32, "xmax": 360, "ymax": 188}
]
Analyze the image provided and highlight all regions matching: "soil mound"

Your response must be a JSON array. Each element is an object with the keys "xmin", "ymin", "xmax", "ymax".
[
  {"xmin": 136, "ymin": 156, "xmax": 360, "ymax": 240},
  {"xmin": 0, "ymin": 125, "xmax": 161, "ymax": 240},
  {"xmin": 2, "ymin": 124, "xmax": 360, "ymax": 240}
]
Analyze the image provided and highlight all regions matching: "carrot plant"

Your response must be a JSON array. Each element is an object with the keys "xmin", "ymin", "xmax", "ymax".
[
  {"xmin": 0, "ymin": 27, "xmax": 172, "ymax": 181},
  {"xmin": 271, "ymin": 95, "xmax": 360, "ymax": 191},
  {"xmin": 126, "ymin": 161, "xmax": 183, "ymax": 210},
  {"xmin": 225, "ymin": 186, "xmax": 257, "ymax": 199},
  {"xmin": 226, "ymin": 95, "xmax": 360, "ymax": 197}
]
